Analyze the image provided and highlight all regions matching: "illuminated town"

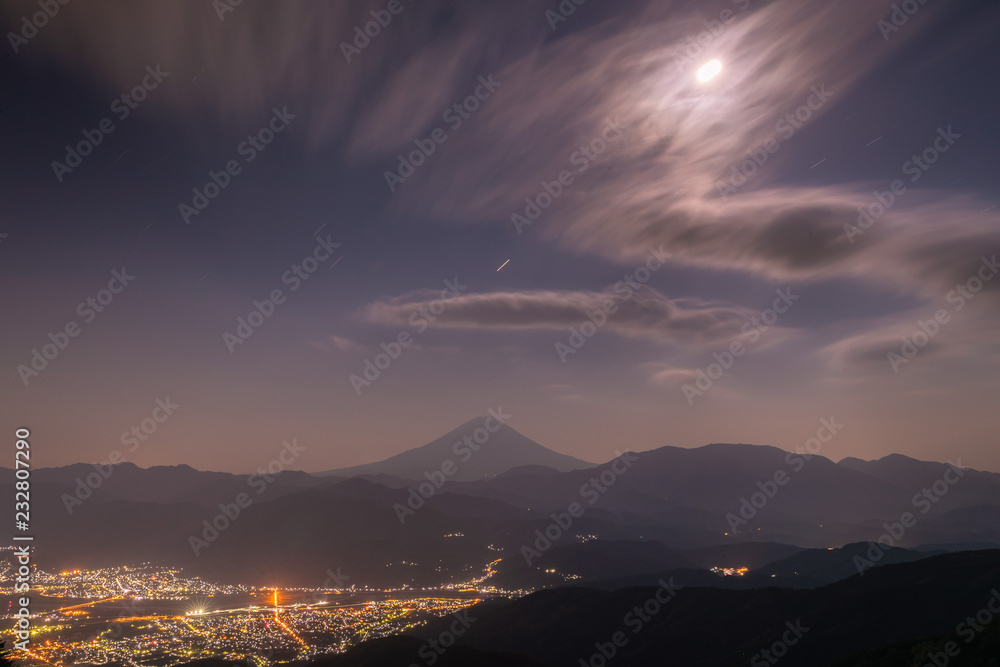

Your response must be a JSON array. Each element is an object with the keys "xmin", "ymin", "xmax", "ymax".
[
  {"xmin": 0, "ymin": 554, "xmax": 510, "ymax": 667},
  {"xmin": 709, "ymin": 567, "xmax": 749, "ymax": 577},
  {"xmin": 0, "ymin": 545, "xmax": 757, "ymax": 666}
]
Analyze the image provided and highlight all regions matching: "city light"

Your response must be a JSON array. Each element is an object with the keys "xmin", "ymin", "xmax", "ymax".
[{"xmin": 1, "ymin": 560, "xmax": 507, "ymax": 667}]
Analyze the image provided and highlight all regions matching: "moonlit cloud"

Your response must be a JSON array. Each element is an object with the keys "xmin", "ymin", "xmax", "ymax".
[
  {"xmin": 362, "ymin": 287, "xmax": 762, "ymax": 345},
  {"xmin": 4, "ymin": 0, "xmax": 999, "ymax": 470},
  {"xmin": 821, "ymin": 303, "xmax": 1000, "ymax": 379},
  {"xmin": 22, "ymin": 0, "xmax": 1000, "ymax": 298}
]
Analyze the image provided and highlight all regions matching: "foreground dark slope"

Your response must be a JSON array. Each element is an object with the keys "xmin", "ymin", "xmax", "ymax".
[
  {"xmin": 407, "ymin": 550, "xmax": 1000, "ymax": 667},
  {"xmin": 830, "ymin": 616, "xmax": 1000, "ymax": 666}
]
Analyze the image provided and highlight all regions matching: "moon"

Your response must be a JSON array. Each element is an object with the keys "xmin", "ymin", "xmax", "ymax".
[{"xmin": 697, "ymin": 60, "xmax": 722, "ymax": 81}]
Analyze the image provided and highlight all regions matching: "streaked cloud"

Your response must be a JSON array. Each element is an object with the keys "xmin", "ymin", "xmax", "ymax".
[{"xmin": 362, "ymin": 287, "xmax": 765, "ymax": 345}]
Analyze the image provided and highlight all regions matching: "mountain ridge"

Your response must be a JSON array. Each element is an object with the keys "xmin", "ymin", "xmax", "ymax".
[{"xmin": 316, "ymin": 415, "xmax": 595, "ymax": 481}]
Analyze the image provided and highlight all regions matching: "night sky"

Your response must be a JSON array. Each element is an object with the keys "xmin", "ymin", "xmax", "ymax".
[{"xmin": 2, "ymin": 0, "xmax": 998, "ymax": 473}]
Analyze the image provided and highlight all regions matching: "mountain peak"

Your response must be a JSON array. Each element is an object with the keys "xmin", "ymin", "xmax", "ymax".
[{"xmin": 318, "ymin": 416, "xmax": 593, "ymax": 481}]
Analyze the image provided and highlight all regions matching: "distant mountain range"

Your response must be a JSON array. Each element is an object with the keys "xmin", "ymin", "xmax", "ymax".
[{"xmin": 6, "ymin": 419, "xmax": 1000, "ymax": 590}]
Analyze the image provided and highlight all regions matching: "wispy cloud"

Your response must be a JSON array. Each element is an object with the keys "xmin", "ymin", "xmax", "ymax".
[{"xmin": 362, "ymin": 287, "xmax": 764, "ymax": 345}]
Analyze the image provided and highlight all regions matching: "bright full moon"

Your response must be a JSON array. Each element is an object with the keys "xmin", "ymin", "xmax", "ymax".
[{"xmin": 697, "ymin": 59, "xmax": 722, "ymax": 81}]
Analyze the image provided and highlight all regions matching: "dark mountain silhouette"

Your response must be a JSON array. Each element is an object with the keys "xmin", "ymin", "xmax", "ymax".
[
  {"xmin": 403, "ymin": 550, "xmax": 1000, "ymax": 667},
  {"xmin": 429, "ymin": 443, "xmax": 1000, "ymax": 548},
  {"xmin": 5, "ymin": 462, "xmax": 326, "ymax": 508},
  {"xmin": 916, "ymin": 540, "xmax": 1000, "ymax": 552},
  {"xmin": 831, "ymin": 615, "xmax": 1000, "ymax": 666},
  {"xmin": 489, "ymin": 539, "xmax": 701, "ymax": 589},
  {"xmin": 17, "ymin": 429, "xmax": 1000, "ymax": 667},
  {"xmin": 13, "ymin": 426, "xmax": 1000, "ymax": 585},
  {"xmin": 894, "ymin": 504, "xmax": 1000, "ymax": 545},
  {"xmin": 839, "ymin": 453, "xmax": 1000, "ymax": 508},
  {"xmin": 577, "ymin": 567, "xmax": 732, "ymax": 591},
  {"xmin": 497, "ymin": 464, "xmax": 563, "ymax": 478},
  {"xmin": 681, "ymin": 541, "xmax": 807, "ymax": 569},
  {"xmin": 505, "ymin": 540, "xmax": 941, "ymax": 592},
  {"xmin": 741, "ymin": 542, "xmax": 945, "ymax": 588},
  {"xmin": 317, "ymin": 417, "xmax": 594, "ymax": 481}
]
